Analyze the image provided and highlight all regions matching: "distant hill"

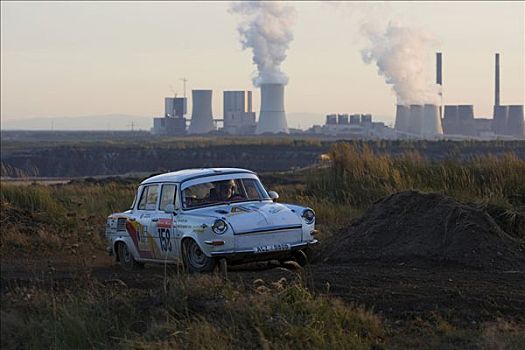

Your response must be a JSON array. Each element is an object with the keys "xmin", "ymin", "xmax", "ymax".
[
  {"xmin": 1, "ymin": 112, "xmax": 394, "ymax": 131},
  {"xmin": 1, "ymin": 115, "xmax": 153, "ymax": 131}
]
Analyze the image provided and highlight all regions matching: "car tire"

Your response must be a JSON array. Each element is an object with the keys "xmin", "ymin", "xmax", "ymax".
[
  {"xmin": 182, "ymin": 239, "xmax": 216, "ymax": 273},
  {"xmin": 292, "ymin": 249, "xmax": 309, "ymax": 267},
  {"xmin": 116, "ymin": 242, "xmax": 143, "ymax": 270}
]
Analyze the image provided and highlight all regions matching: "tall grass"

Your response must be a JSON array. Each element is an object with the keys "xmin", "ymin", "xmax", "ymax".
[
  {"xmin": 1, "ymin": 185, "xmax": 63, "ymax": 216},
  {"xmin": 0, "ymin": 182, "xmax": 136, "ymax": 255},
  {"xmin": 308, "ymin": 143, "xmax": 525, "ymax": 209}
]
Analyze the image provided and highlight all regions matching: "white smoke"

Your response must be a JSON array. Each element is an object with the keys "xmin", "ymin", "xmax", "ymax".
[
  {"xmin": 229, "ymin": 1, "xmax": 295, "ymax": 86},
  {"xmin": 360, "ymin": 21, "xmax": 440, "ymax": 105}
]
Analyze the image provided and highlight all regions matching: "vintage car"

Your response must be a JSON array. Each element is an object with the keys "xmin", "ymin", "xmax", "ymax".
[{"xmin": 105, "ymin": 168, "xmax": 318, "ymax": 272}]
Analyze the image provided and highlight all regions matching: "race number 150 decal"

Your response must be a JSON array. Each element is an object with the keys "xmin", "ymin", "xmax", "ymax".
[{"xmin": 158, "ymin": 227, "xmax": 172, "ymax": 252}]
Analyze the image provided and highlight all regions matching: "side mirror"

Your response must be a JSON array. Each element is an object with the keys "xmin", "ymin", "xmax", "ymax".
[
  {"xmin": 164, "ymin": 204, "xmax": 176, "ymax": 214},
  {"xmin": 268, "ymin": 191, "xmax": 279, "ymax": 202}
]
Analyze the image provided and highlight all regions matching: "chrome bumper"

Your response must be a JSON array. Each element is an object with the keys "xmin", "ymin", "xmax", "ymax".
[{"xmin": 209, "ymin": 239, "xmax": 319, "ymax": 258}]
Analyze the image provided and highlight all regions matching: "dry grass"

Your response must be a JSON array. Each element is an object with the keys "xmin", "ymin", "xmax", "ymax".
[{"xmin": 1, "ymin": 274, "xmax": 384, "ymax": 349}]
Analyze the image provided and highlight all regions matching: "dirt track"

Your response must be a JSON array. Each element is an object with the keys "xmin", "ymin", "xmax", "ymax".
[{"xmin": 2, "ymin": 257, "xmax": 524, "ymax": 328}]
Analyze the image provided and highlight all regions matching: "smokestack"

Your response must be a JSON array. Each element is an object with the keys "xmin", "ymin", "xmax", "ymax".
[
  {"xmin": 436, "ymin": 52, "xmax": 442, "ymax": 85},
  {"xmin": 189, "ymin": 90, "xmax": 214, "ymax": 134},
  {"xmin": 255, "ymin": 83, "xmax": 288, "ymax": 134},
  {"xmin": 495, "ymin": 53, "xmax": 500, "ymax": 107},
  {"xmin": 436, "ymin": 52, "xmax": 443, "ymax": 120}
]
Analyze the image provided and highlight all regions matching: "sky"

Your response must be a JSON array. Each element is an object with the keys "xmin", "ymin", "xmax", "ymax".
[{"xmin": 1, "ymin": 1, "xmax": 524, "ymax": 129}]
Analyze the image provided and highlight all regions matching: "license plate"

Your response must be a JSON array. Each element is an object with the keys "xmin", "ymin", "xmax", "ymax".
[{"xmin": 254, "ymin": 243, "xmax": 290, "ymax": 254}]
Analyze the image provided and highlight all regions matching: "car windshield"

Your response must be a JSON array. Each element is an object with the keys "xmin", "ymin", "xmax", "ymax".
[{"xmin": 182, "ymin": 178, "xmax": 269, "ymax": 209}]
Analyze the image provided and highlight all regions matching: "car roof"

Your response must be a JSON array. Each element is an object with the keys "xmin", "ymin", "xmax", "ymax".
[{"xmin": 140, "ymin": 168, "xmax": 256, "ymax": 185}]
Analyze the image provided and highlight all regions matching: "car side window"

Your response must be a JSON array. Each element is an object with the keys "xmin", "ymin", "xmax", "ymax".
[
  {"xmin": 138, "ymin": 185, "xmax": 159, "ymax": 210},
  {"xmin": 243, "ymin": 179, "xmax": 262, "ymax": 199},
  {"xmin": 159, "ymin": 184, "xmax": 177, "ymax": 211}
]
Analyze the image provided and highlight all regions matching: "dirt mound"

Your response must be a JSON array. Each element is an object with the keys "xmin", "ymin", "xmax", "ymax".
[{"xmin": 324, "ymin": 191, "xmax": 525, "ymax": 270}]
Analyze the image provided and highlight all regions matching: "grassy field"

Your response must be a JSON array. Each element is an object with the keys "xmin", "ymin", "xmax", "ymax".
[{"xmin": 1, "ymin": 143, "xmax": 524, "ymax": 349}]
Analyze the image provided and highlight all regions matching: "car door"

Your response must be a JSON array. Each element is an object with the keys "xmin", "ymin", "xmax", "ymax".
[
  {"xmin": 133, "ymin": 184, "xmax": 162, "ymax": 260},
  {"xmin": 154, "ymin": 183, "xmax": 179, "ymax": 262}
]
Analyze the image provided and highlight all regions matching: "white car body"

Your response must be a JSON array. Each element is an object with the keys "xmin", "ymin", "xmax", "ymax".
[{"xmin": 105, "ymin": 168, "xmax": 318, "ymax": 270}]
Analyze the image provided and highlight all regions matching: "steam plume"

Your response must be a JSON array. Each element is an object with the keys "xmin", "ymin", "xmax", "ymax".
[
  {"xmin": 230, "ymin": 1, "xmax": 295, "ymax": 86},
  {"xmin": 360, "ymin": 21, "xmax": 440, "ymax": 105}
]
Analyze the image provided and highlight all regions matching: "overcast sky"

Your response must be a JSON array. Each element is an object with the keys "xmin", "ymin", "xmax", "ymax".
[{"xmin": 1, "ymin": 1, "xmax": 523, "ymax": 128}]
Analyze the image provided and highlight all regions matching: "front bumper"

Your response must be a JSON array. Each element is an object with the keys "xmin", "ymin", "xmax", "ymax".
[{"xmin": 209, "ymin": 239, "xmax": 319, "ymax": 258}]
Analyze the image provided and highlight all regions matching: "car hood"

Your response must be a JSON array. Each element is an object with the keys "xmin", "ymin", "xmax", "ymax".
[{"xmin": 188, "ymin": 201, "xmax": 303, "ymax": 234}]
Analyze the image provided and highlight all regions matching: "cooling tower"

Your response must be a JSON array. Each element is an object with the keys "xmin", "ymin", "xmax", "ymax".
[
  {"xmin": 408, "ymin": 105, "xmax": 424, "ymax": 135},
  {"xmin": 457, "ymin": 105, "xmax": 474, "ymax": 136},
  {"xmin": 350, "ymin": 114, "xmax": 361, "ymax": 125},
  {"xmin": 507, "ymin": 105, "xmax": 524, "ymax": 138},
  {"xmin": 421, "ymin": 104, "xmax": 443, "ymax": 137},
  {"xmin": 443, "ymin": 105, "xmax": 459, "ymax": 134},
  {"xmin": 394, "ymin": 105, "xmax": 410, "ymax": 132},
  {"xmin": 189, "ymin": 90, "xmax": 214, "ymax": 134},
  {"xmin": 492, "ymin": 105, "xmax": 508, "ymax": 135},
  {"xmin": 338, "ymin": 114, "xmax": 349, "ymax": 125},
  {"xmin": 255, "ymin": 84, "xmax": 288, "ymax": 134},
  {"xmin": 326, "ymin": 114, "xmax": 337, "ymax": 125}
]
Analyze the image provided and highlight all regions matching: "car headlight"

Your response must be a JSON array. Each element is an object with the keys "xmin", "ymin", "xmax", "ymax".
[
  {"xmin": 302, "ymin": 209, "xmax": 315, "ymax": 224},
  {"xmin": 212, "ymin": 219, "xmax": 228, "ymax": 234}
]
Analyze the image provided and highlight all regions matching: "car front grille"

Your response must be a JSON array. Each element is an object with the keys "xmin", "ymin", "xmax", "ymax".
[{"xmin": 117, "ymin": 218, "xmax": 127, "ymax": 232}]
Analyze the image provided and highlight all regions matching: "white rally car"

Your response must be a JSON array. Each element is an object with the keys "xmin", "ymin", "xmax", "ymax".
[{"xmin": 105, "ymin": 168, "xmax": 318, "ymax": 272}]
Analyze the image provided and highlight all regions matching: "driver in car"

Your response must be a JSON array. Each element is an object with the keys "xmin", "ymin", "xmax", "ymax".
[{"xmin": 212, "ymin": 180, "xmax": 243, "ymax": 201}]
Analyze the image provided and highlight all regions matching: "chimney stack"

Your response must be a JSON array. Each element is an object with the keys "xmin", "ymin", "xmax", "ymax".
[
  {"xmin": 436, "ymin": 52, "xmax": 442, "ymax": 86},
  {"xmin": 495, "ymin": 53, "xmax": 500, "ymax": 106}
]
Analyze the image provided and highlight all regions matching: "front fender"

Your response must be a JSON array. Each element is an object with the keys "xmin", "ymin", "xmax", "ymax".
[{"xmin": 179, "ymin": 218, "xmax": 235, "ymax": 258}]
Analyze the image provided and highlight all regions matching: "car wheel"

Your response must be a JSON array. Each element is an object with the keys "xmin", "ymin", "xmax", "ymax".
[
  {"xmin": 182, "ymin": 239, "xmax": 216, "ymax": 273},
  {"xmin": 117, "ymin": 242, "xmax": 143, "ymax": 270},
  {"xmin": 292, "ymin": 249, "xmax": 309, "ymax": 267}
]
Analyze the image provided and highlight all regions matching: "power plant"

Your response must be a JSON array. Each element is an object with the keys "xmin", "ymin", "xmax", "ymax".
[
  {"xmin": 255, "ymin": 83, "xmax": 289, "ymax": 134},
  {"xmin": 150, "ymin": 52, "xmax": 522, "ymax": 140}
]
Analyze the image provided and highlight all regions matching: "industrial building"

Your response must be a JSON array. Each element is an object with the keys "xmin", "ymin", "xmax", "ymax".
[
  {"xmin": 151, "ymin": 96, "xmax": 188, "ymax": 136},
  {"xmin": 148, "ymin": 52, "xmax": 522, "ymax": 139},
  {"xmin": 309, "ymin": 113, "xmax": 395, "ymax": 139},
  {"xmin": 223, "ymin": 91, "xmax": 256, "ymax": 135},
  {"xmin": 392, "ymin": 52, "xmax": 523, "ymax": 140}
]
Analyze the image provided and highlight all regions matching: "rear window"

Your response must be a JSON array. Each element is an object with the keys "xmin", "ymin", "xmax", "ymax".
[{"xmin": 138, "ymin": 185, "xmax": 159, "ymax": 210}]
